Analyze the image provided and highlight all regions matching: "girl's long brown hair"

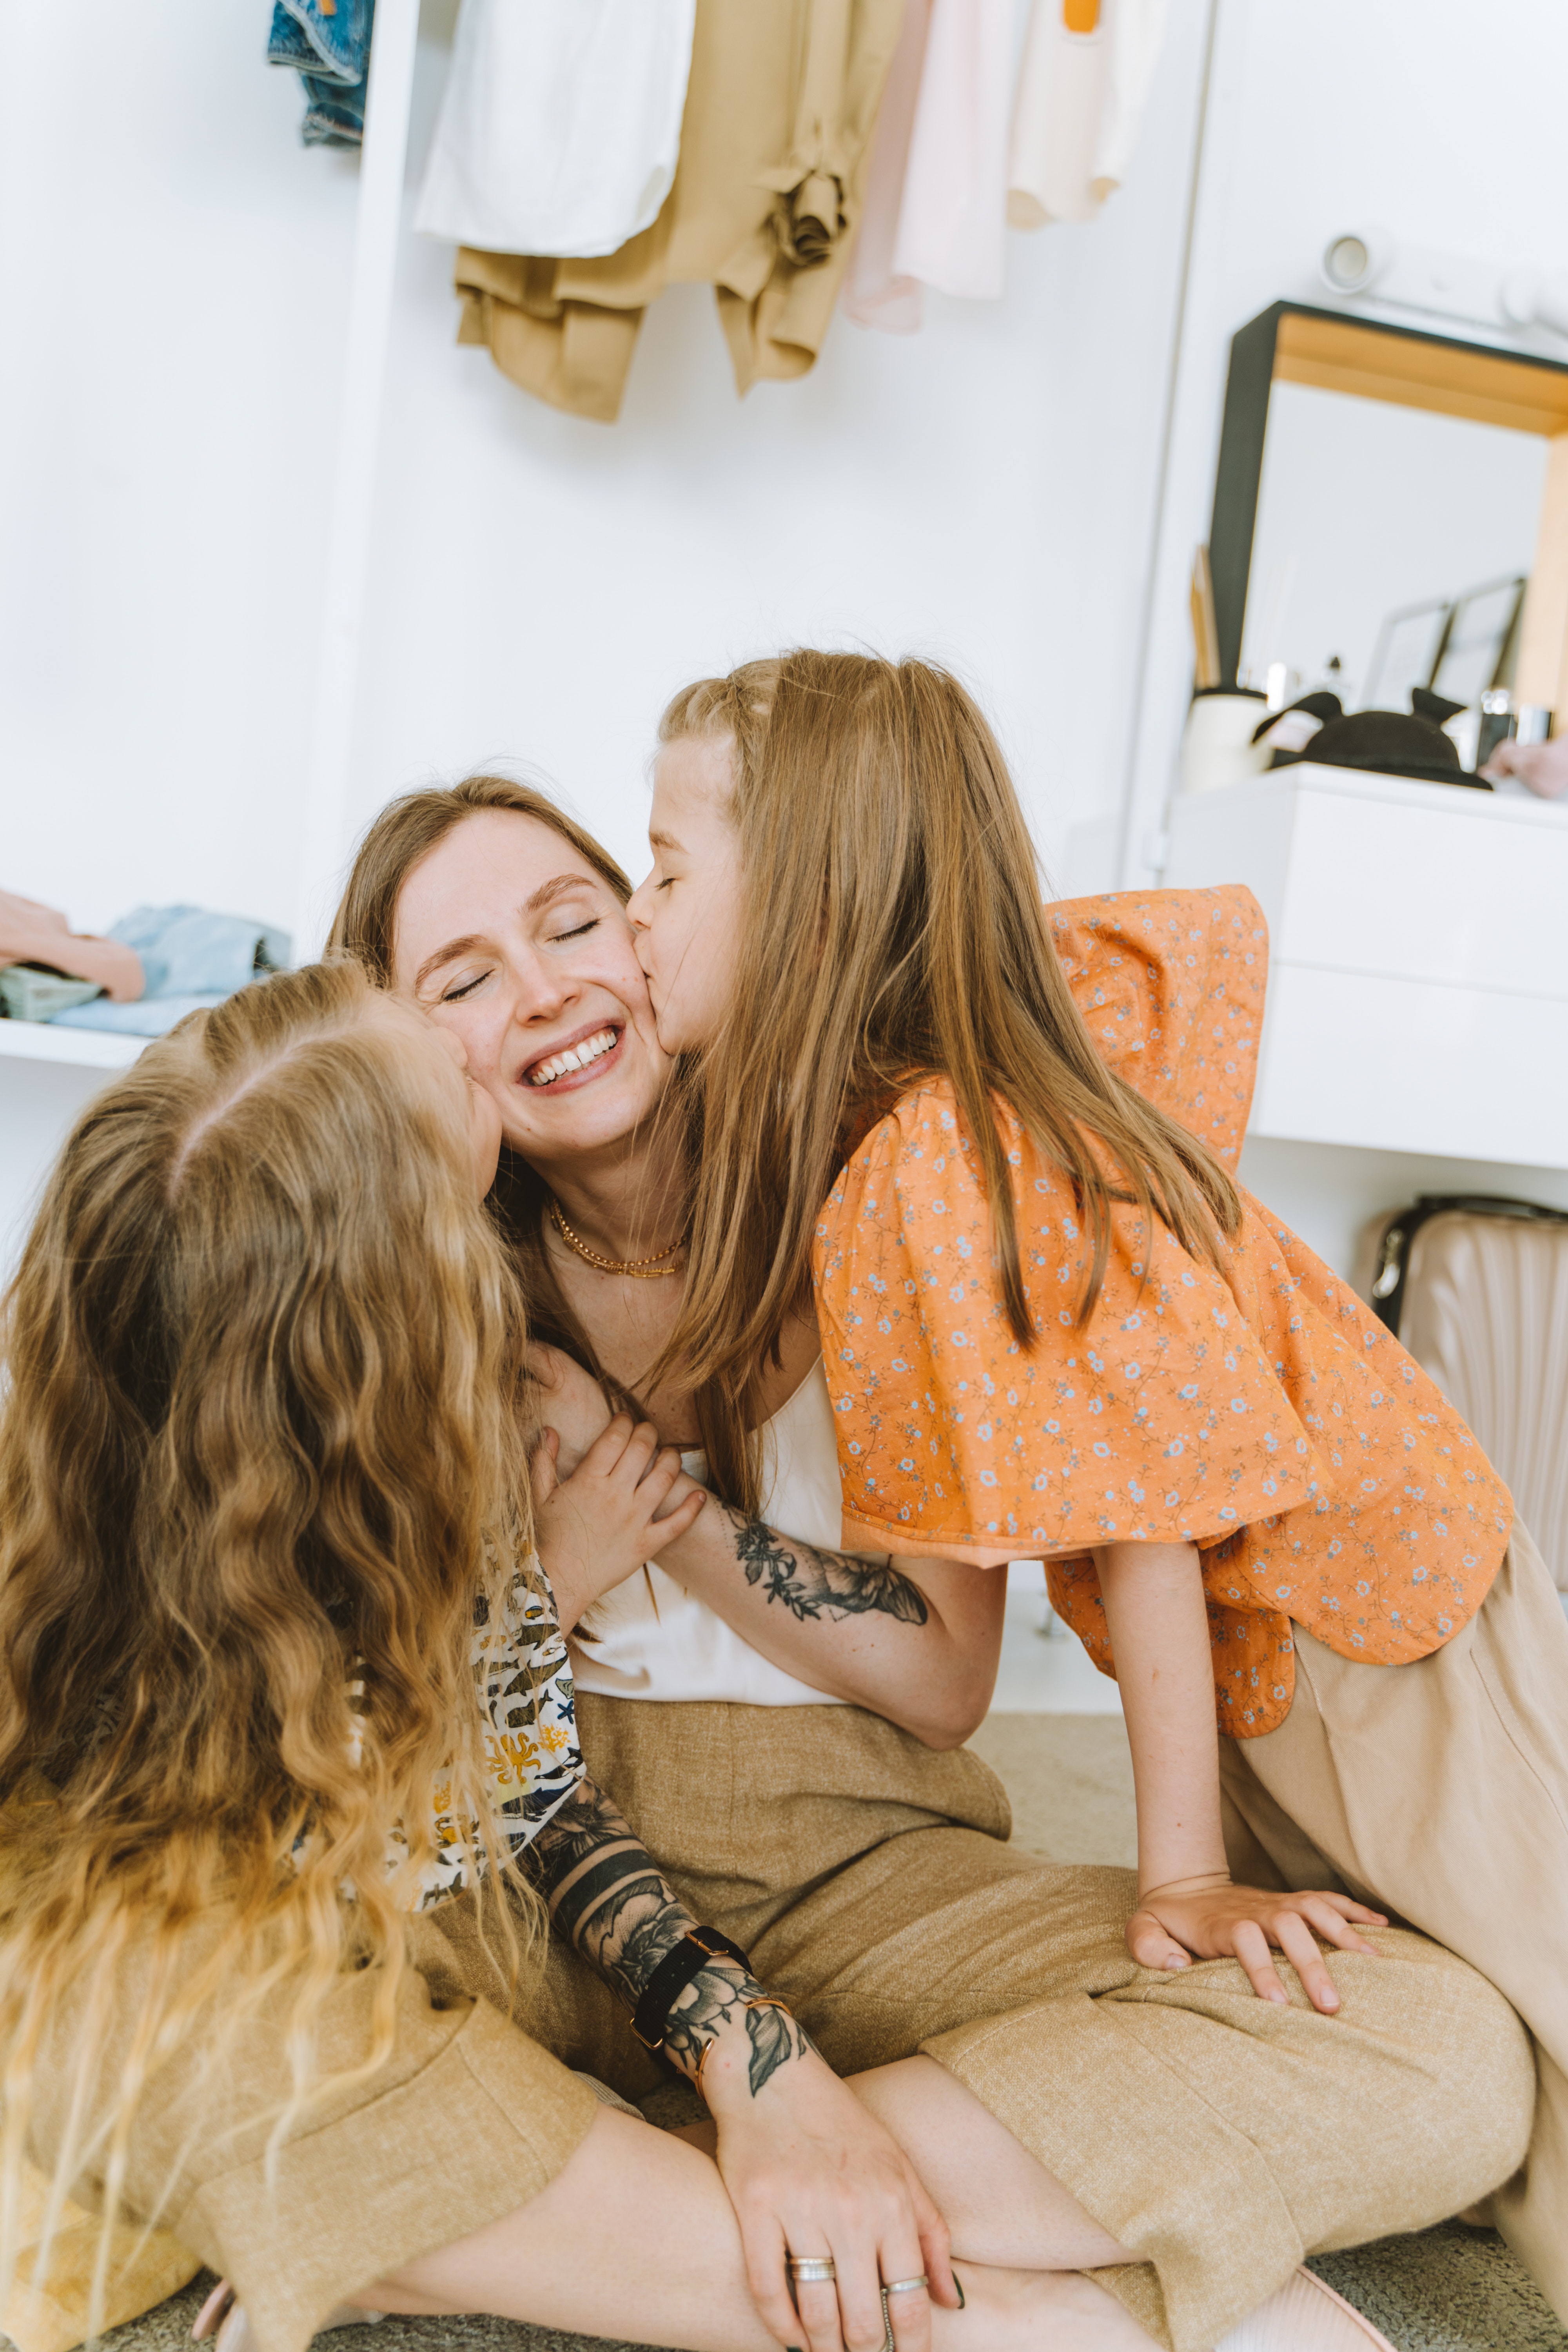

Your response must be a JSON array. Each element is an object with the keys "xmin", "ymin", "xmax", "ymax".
[
  {"xmin": 654, "ymin": 651, "xmax": 1244, "ymax": 1414},
  {"xmin": 0, "ymin": 962, "xmax": 540, "ymax": 2331}
]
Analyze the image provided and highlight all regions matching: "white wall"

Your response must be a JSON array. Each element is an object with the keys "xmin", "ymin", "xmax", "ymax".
[
  {"xmin": 0, "ymin": 3, "xmax": 359, "ymax": 942},
  {"xmin": 329, "ymin": 0, "xmax": 1215, "ymax": 919}
]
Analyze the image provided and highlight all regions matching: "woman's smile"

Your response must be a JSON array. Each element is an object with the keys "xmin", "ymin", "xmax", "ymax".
[{"xmin": 521, "ymin": 1020, "xmax": 625, "ymax": 1090}]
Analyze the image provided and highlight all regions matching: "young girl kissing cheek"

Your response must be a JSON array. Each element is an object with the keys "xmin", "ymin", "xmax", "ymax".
[{"xmin": 626, "ymin": 732, "xmax": 746, "ymax": 1056}]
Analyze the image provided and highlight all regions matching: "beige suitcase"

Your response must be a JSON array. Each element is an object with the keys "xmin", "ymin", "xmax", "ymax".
[{"xmin": 1366, "ymin": 1195, "xmax": 1568, "ymax": 1595}]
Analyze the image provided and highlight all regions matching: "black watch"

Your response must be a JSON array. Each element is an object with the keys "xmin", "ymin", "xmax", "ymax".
[{"xmin": 631, "ymin": 1927, "xmax": 753, "ymax": 2051}]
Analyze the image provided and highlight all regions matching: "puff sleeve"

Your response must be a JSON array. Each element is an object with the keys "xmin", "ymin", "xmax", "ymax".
[{"xmin": 814, "ymin": 1084, "xmax": 1329, "ymax": 1562}]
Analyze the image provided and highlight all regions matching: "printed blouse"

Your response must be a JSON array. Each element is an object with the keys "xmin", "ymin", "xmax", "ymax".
[
  {"xmin": 811, "ymin": 887, "xmax": 1513, "ymax": 1737},
  {"xmin": 405, "ymin": 1559, "xmax": 583, "ymax": 1909}
]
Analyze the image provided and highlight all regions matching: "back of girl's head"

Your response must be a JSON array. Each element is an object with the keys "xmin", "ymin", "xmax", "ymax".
[
  {"xmin": 329, "ymin": 771, "xmax": 632, "ymax": 985},
  {"xmin": 0, "ymin": 963, "xmax": 534, "ymax": 2292},
  {"xmin": 657, "ymin": 651, "xmax": 1241, "ymax": 1401},
  {"xmin": 0, "ymin": 958, "xmax": 526, "ymax": 1833}
]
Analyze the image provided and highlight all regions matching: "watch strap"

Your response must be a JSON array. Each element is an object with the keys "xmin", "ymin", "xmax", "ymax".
[{"xmin": 631, "ymin": 1927, "xmax": 753, "ymax": 2051}]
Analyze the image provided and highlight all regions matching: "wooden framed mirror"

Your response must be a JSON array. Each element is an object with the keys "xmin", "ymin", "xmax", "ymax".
[{"xmin": 1207, "ymin": 301, "xmax": 1568, "ymax": 725}]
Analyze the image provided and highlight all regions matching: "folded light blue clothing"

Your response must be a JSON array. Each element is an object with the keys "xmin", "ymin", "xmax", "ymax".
[
  {"xmin": 268, "ymin": 0, "xmax": 375, "ymax": 148},
  {"xmin": 51, "ymin": 994, "xmax": 230, "ymax": 1037},
  {"xmin": 112, "ymin": 905, "xmax": 290, "ymax": 1000},
  {"xmin": 47, "ymin": 906, "xmax": 291, "ymax": 1033}
]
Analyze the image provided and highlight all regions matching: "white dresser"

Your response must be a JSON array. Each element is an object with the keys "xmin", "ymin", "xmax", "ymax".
[{"xmin": 1160, "ymin": 765, "xmax": 1568, "ymax": 1169}]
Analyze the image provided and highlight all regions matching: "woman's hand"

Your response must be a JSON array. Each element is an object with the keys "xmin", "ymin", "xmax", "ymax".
[
  {"xmin": 531, "ymin": 1342, "xmax": 615, "ymax": 1475},
  {"xmin": 702, "ymin": 2032, "xmax": 957, "ymax": 2352},
  {"xmin": 531, "ymin": 1410, "xmax": 706, "ymax": 1632},
  {"xmin": 1127, "ymin": 1871, "xmax": 1387, "ymax": 2014}
]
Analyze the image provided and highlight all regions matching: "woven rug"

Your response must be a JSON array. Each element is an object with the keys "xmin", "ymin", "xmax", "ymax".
[{"xmin": 92, "ymin": 1715, "xmax": 1562, "ymax": 2352}]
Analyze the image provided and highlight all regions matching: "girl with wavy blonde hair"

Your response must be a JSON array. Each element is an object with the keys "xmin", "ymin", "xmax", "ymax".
[{"xmin": 9, "ymin": 954, "xmax": 1284, "ymax": 2352}]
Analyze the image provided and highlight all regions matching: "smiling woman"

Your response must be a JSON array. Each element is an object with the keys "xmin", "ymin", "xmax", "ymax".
[{"xmin": 327, "ymin": 776, "xmax": 702, "ymax": 1419}]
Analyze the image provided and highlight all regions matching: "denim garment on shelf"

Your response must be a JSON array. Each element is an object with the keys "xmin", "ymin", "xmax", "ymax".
[{"xmin": 268, "ymin": 0, "xmax": 375, "ymax": 149}]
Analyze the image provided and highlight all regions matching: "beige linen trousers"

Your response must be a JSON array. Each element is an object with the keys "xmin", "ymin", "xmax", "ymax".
[
  {"xmin": 559, "ymin": 1690, "xmax": 1533, "ymax": 2352},
  {"xmin": 454, "ymin": 0, "xmax": 905, "ymax": 422},
  {"xmin": 1220, "ymin": 1524, "xmax": 1568, "ymax": 2326},
  {"xmin": 26, "ymin": 1907, "xmax": 601, "ymax": 2352}
]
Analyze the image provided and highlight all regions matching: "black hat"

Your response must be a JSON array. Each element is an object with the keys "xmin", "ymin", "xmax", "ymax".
[{"xmin": 1270, "ymin": 702, "xmax": 1488, "ymax": 789}]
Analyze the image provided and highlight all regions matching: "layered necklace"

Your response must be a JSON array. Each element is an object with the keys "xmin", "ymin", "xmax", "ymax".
[{"xmin": 548, "ymin": 1196, "xmax": 684, "ymax": 1279}]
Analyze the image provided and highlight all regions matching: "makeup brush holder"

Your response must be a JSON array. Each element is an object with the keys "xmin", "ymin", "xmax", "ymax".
[{"xmin": 1180, "ymin": 688, "xmax": 1270, "ymax": 795}]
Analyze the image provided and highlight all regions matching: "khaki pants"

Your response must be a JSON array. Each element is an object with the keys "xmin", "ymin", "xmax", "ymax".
[
  {"xmin": 559, "ymin": 1691, "xmax": 1533, "ymax": 2352},
  {"xmin": 1220, "ymin": 1523, "xmax": 1568, "ymax": 2326},
  {"xmin": 28, "ymin": 1908, "xmax": 600, "ymax": 2352}
]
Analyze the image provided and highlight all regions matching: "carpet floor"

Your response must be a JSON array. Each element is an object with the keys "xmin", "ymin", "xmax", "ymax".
[{"xmin": 90, "ymin": 1715, "xmax": 1560, "ymax": 2352}]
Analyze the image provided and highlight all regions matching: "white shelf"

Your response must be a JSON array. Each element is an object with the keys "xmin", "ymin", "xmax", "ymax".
[{"xmin": 0, "ymin": 1022, "xmax": 145, "ymax": 1071}]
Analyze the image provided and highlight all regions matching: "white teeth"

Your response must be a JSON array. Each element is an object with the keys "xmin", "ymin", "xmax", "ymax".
[{"xmin": 527, "ymin": 1027, "xmax": 617, "ymax": 1086}]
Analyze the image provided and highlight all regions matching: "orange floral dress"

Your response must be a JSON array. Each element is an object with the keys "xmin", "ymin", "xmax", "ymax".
[{"xmin": 811, "ymin": 886, "xmax": 1512, "ymax": 1737}]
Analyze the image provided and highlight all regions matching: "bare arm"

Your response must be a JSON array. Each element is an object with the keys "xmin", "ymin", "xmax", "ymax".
[
  {"xmin": 1094, "ymin": 1539, "xmax": 1385, "ymax": 2012},
  {"xmin": 655, "ymin": 1505, "xmax": 1005, "ymax": 1749},
  {"xmin": 533, "ymin": 1344, "xmax": 1003, "ymax": 1747},
  {"xmin": 1094, "ymin": 1540, "xmax": 1227, "ymax": 1894}
]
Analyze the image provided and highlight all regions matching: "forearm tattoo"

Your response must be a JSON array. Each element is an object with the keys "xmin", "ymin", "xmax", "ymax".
[
  {"xmin": 727, "ymin": 1509, "xmax": 929, "ymax": 1626},
  {"xmin": 529, "ymin": 1780, "xmax": 813, "ymax": 2096}
]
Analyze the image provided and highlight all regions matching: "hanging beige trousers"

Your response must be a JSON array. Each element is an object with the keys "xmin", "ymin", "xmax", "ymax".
[
  {"xmin": 454, "ymin": 0, "xmax": 906, "ymax": 421},
  {"xmin": 1220, "ymin": 1522, "xmax": 1568, "ymax": 2325}
]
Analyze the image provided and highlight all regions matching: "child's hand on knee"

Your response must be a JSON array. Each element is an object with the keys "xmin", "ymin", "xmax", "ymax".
[
  {"xmin": 1127, "ymin": 1873, "xmax": 1387, "ymax": 2015},
  {"xmin": 531, "ymin": 1410, "xmax": 706, "ymax": 1629}
]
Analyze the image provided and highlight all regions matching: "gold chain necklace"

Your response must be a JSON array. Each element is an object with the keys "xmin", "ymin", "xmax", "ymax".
[{"xmin": 548, "ymin": 1197, "xmax": 684, "ymax": 1278}]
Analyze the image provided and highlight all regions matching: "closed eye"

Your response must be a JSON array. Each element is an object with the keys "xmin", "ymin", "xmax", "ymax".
[
  {"xmin": 548, "ymin": 916, "xmax": 601, "ymax": 944},
  {"xmin": 440, "ymin": 969, "xmax": 490, "ymax": 1003}
]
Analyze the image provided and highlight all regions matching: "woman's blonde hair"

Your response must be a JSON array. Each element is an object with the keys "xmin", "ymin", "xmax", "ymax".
[
  {"xmin": 654, "ymin": 651, "xmax": 1244, "ymax": 1421},
  {"xmin": 0, "ymin": 961, "xmax": 539, "ymax": 2330}
]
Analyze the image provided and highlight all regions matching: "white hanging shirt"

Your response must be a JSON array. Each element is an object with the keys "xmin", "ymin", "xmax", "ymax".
[
  {"xmin": 843, "ymin": 0, "xmax": 1013, "ymax": 333},
  {"xmin": 570, "ymin": 1358, "xmax": 853, "ymax": 1707},
  {"xmin": 1007, "ymin": 0, "xmax": 1168, "ymax": 230},
  {"xmin": 416, "ymin": 0, "xmax": 698, "ymax": 260}
]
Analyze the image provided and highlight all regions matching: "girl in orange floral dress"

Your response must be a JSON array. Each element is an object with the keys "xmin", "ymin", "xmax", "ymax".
[{"xmin": 626, "ymin": 650, "xmax": 1568, "ymax": 2326}]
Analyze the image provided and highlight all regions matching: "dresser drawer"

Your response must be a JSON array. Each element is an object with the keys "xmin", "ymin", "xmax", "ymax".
[
  {"xmin": 1253, "ymin": 963, "xmax": 1568, "ymax": 1164},
  {"xmin": 1161, "ymin": 765, "xmax": 1568, "ymax": 1164}
]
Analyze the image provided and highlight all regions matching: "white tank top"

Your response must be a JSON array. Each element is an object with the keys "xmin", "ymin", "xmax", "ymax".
[{"xmin": 569, "ymin": 1357, "xmax": 851, "ymax": 1706}]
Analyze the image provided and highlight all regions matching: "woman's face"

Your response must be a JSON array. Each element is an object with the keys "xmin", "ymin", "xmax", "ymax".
[
  {"xmin": 365, "ymin": 994, "xmax": 503, "ymax": 1198},
  {"xmin": 391, "ymin": 809, "xmax": 670, "ymax": 1159},
  {"xmin": 626, "ymin": 734, "xmax": 745, "ymax": 1055}
]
